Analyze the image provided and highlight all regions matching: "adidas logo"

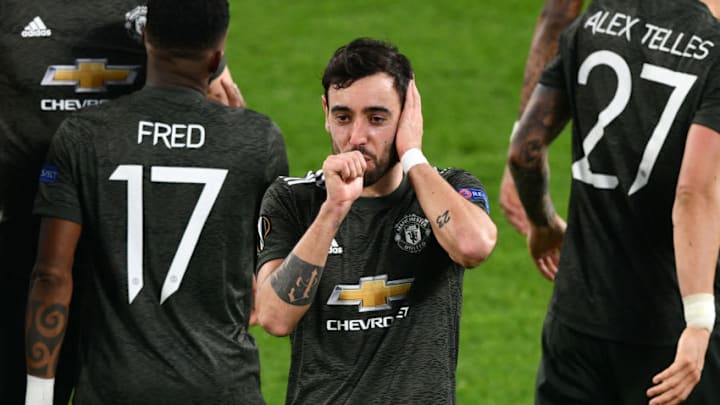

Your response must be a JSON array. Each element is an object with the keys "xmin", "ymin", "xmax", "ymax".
[
  {"xmin": 21, "ymin": 17, "xmax": 52, "ymax": 38},
  {"xmin": 328, "ymin": 239, "xmax": 344, "ymax": 255}
]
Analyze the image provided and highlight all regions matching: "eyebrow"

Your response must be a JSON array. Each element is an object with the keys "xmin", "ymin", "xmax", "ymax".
[{"xmin": 330, "ymin": 105, "xmax": 392, "ymax": 114}]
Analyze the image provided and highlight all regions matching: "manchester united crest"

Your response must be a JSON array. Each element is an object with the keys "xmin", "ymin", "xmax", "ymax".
[{"xmin": 394, "ymin": 214, "xmax": 431, "ymax": 253}]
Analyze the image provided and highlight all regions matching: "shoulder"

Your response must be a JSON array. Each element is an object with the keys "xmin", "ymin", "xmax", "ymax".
[
  {"xmin": 265, "ymin": 169, "xmax": 324, "ymax": 195},
  {"xmin": 213, "ymin": 105, "xmax": 278, "ymax": 128},
  {"xmin": 437, "ymin": 167, "xmax": 482, "ymax": 184},
  {"xmin": 208, "ymin": 105, "xmax": 285, "ymax": 141},
  {"xmin": 437, "ymin": 167, "xmax": 490, "ymax": 210},
  {"xmin": 54, "ymin": 108, "xmax": 109, "ymax": 143},
  {"xmin": 261, "ymin": 170, "xmax": 326, "ymax": 218}
]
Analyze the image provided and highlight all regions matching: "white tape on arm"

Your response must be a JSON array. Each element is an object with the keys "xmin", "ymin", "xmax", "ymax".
[
  {"xmin": 401, "ymin": 148, "xmax": 429, "ymax": 174},
  {"xmin": 683, "ymin": 293, "xmax": 716, "ymax": 332},
  {"xmin": 25, "ymin": 375, "xmax": 54, "ymax": 405}
]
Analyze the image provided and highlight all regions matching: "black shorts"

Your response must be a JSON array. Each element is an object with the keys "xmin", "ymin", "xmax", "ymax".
[{"xmin": 535, "ymin": 313, "xmax": 720, "ymax": 405}]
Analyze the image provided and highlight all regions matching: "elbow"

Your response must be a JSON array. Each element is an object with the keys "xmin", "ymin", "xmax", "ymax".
[
  {"xmin": 454, "ymin": 222, "xmax": 498, "ymax": 268},
  {"xmin": 31, "ymin": 263, "xmax": 72, "ymax": 288},
  {"xmin": 507, "ymin": 146, "xmax": 524, "ymax": 177},
  {"xmin": 673, "ymin": 184, "xmax": 719, "ymax": 223},
  {"xmin": 256, "ymin": 304, "xmax": 295, "ymax": 337},
  {"xmin": 258, "ymin": 318, "xmax": 293, "ymax": 337}
]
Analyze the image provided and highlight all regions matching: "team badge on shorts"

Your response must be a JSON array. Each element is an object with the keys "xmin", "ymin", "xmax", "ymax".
[{"xmin": 394, "ymin": 213, "xmax": 431, "ymax": 253}]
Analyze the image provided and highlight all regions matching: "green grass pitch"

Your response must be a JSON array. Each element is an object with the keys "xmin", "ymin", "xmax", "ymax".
[{"xmin": 226, "ymin": 1, "xmax": 574, "ymax": 404}]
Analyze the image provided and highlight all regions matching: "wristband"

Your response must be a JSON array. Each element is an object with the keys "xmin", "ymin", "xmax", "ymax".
[
  {"xmin": 683, "ymin": 293, "xmax": 716, "ymax": 332},
  {"xmin": 510, "ymin": 120, "xmax": 520, "ymax": 142},
  {"xmin": 25, "ymin": 375, "xmax": 54, "ymax": 405},
  {"xmin": 401, "ymin": 148, "xmax": 429, "ymax": 174}
]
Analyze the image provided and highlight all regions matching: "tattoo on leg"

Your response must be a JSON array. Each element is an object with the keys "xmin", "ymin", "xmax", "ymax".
[
  {"xmin": 270, "ymin": 253, "xmax": 324, "ymax": 306},
  {"xmin": 25, "ymin": 300, "xmax": 68, "ymax": 377},
  {"xmin": 436, "ymin": 210, "xmax": 451, "ymax": 228}
]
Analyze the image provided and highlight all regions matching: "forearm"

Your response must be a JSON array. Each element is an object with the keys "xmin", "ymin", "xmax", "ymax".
[
  {"xmin": 408, "ymin": 164, "xmax": 496, "ymax": 268},
  {"xmin": 25, "ymin": 267, "xmax": 73, "ymax": 378},
  {"xmin": 671, "ymin": 124, "xmax": 720, "ymax": 333},
  {"xmin": 509, "ymin": 85, "xmax": 569, "ymax": 226},
  {"xmin": 256, "ymin": 202, "xmax": 346, "ymax": 335},
  {"xmin": 508, "ymin": 144, "xmax": 555, "ymax": 227},
  {"xmin": 672, "ymin": 189, "xmax": 720, "ymax": 296}
]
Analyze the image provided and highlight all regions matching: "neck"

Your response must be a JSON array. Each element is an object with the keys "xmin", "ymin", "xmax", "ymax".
[
  {"xmin": 145, "ymin": 47, "xmax": 214, "ymax": 94},
  {"xmin": 146, "ymin": 60, "xmax": 209, "ymax": 94},
  {"xmin": 700, "ymin": 0, "xmax": 720, "ymax": 17},
  {"xmin": 361, "ymin": 163, "xmax": 404, "ymax": 197}
]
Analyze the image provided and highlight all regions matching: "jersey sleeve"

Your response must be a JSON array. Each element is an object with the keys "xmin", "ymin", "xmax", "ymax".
[
  {"xmin": 539, "ymin": 54, "xmax": 565, "ymax": 89},
  {"xmin": 256, "ymin": 179, "xmax": 303, "ymax": 272},
  {"xmin": 692, "ymin": 60, "xmax": 720, "ymax": 134},
  {"xmin": 33, "ymin": 117, "xmax": 87, "ymax": 224},
  {"xmin": 441, "ymin": 168, "xmax": 490, "ymax": 214}
]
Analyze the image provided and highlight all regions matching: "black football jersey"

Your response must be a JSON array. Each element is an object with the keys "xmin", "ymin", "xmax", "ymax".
[
  {"xmin": 0, "ymin": 0, "xmax": 146, "ymax": 223},
  {"xmin": 35, "ymin": 85, "xmax": 288, "ymax": 404},
  {"xmin": 257, "ymin": 168, "xmax": 489, "ymax": 405},
  {"xmin": 540, "ymin": 0, "xmax": 720, "ymax": 344}
]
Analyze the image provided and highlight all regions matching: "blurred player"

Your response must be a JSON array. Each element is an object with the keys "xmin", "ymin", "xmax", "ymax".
[
  {"xmin": 255, "ymin": 38, "xmax": 497, "ymax": 404},
  {"xmin": 500, "ymin": 0, "xmax": 584, "ymax": 237},
  {"xmin": 508, "ymin": 0, "xmax": 720, "ymax": 403},
  {"xmin": 0, "ymin": 1, "xmax": 243, "ymax": 403},
  {"xmin": 23, "ymin": 0, "xmax": 287, "ymax": 403}
]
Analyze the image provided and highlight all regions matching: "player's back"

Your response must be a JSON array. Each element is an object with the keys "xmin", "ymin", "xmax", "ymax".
[
  {"xmin": 42, "ymin": 85, "xmax": 286, "ymax": 404},
  {"xmin": 541, "ymin": 0, "xmax": 720, "ymax": 342},
  {"xmin": 543, "ymin": 0, "xmax": 720, "ymax": 343}
]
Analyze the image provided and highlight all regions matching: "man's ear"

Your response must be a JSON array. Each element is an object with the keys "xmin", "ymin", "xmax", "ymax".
[
  {"xmin": 209, "ymin": 50, "xmax": 223, "ymax": 75},
  {"xmin": 322, "ymin": 95, "xmax": 330, "ymax": 133}
]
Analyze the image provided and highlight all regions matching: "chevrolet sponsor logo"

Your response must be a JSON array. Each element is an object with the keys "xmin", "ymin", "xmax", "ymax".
[
  {"xmin": 327, "ymin": 275, "xmax": 414, "ymax": 312},
  {"xmin": 326, "ymin": 306, "xmax": 410, "ymax": 332},
  {"xmin": 41, "ymin": 59, "xmax": 140, "ymax": 93}
]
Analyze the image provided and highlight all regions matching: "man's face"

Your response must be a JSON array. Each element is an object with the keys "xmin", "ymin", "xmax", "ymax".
[{"xmin": 323, "ymin": 73, "xmax": 401, "ymax": 187}]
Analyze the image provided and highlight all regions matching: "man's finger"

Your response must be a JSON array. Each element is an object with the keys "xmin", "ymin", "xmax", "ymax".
[{"xmin": 222, "ymin": 80, "xmax": 245, "ymax": 108}]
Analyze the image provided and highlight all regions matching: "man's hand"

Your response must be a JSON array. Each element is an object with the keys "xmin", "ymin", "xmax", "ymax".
[
  {"xmin": 208, "ymin": 66, "xmax": 246, "ymax": 107},
  {"xmin": 395, "ymin": 79, "xmax": 423, "ymax": 158},
  {"xmin": 647, "ymin": 327, "xmax": 710, "ymax": 405},
  {"xmin": 323, "ymin": 151, "xmax": 366, "ymax": 212},
  {"xmin": 528, "ymin": 214, "xmax": 565, "ymax": 281},
  {"xmin": 500, "ymin": 166, "xmax": 530, "ymax": 235}
]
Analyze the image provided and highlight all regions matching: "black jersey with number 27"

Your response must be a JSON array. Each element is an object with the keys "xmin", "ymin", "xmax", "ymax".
[{"xmin": 540, "ymin": 0, "xmax": 720, "ymax": 344}]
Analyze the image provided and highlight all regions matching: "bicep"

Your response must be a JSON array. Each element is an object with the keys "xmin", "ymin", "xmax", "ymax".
[
  {"xmin": 35, "ymin": 217, "xmax": 81, "ymax": 273},
  {"xmin": 677, "ymin": 124, "xmax": 720, "ymax": 192}
]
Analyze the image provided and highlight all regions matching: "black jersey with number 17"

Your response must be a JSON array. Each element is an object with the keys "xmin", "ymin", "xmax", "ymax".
[
  {"xmin": 34, "ymin": 86, "xmax": 288, "ymax": 404},
  {"xmin": 539, "ymin": 0, "xmax": 720, "ymax": 344}
]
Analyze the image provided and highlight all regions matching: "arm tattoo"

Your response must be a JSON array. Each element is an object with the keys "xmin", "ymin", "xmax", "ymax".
[
  {"xmin": 436, "ymin": 210, "xmax": 451, "ymax": 228},
  {"xmin": 25, "ymin": 300, "xmax": 68, "ymax": 376},
  {"xmin": 519, "ymin": 0, "xmax": 583, "ymax": 114},
  {"xmin": 509, "ymin": 86, "xmax": 569, "ymax": 226},
  {"xmin": 270, "ymin": 253, "xmax": 324, "ymax": 306}
]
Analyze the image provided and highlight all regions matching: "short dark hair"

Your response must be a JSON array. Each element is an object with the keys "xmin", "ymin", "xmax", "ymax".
[
  {"xmin": 145, "ymin": 0, "xmax": 229, "ymax": 55},
  {"xmin": 322, "ymin": 38, "xmax": 414, "ymax": 106}
]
